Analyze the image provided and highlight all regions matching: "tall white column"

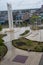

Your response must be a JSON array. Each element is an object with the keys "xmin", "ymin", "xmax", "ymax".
[{"xmin": 7, "ymin": 3, "xmax": 13, "ymax": 29}]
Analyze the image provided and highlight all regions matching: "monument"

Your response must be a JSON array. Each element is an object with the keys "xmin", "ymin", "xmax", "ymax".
[{"xmin": 7, "ymin": 3, "xmax": 14, "ymax": 32}]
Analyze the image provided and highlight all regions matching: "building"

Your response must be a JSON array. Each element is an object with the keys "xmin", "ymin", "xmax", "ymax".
[{"xmin": 0, "ymin": 5, "xmax": 43, "ymax": 24}]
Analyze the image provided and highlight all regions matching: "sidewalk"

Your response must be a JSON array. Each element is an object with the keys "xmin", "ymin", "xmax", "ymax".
[{"xmin": 0, "ymin": 47, "xmax": 43, "ymax": 65}]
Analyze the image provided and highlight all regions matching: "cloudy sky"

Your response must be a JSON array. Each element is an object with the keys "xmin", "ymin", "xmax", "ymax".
[{"xmin": 0, "ymin": 0, "xmax": 43, "ymax": 11}]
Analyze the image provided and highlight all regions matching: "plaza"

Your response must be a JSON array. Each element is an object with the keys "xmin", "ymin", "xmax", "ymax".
[
  {"xmin": 0, "ymin": 1, "xmax": 43, "ymax": 65},
  {"xmin": 2, "ymin": 27, "xmax": 43, "ymax": 42},
  {"xmin": 0, "ymin": 26, "xmax": 43, "ymax": 65}
]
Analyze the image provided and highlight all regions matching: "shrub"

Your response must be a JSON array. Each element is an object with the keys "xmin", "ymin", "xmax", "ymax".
[
  {"xmin": 0, "ymin": 39, "xmax": 4, "ymax": 46},
  {"xmin": 15, "ymin": 42, "xmax": 26, "ymax": 46},
  {"xmin": 34, "ymin": 46, "xmax": 42, "ymax": 52},
  {"xmin": 0, "ymin": 46, "xmax": 7, "ymax": 60},
  {"xmin": 27, "ymin": 40, "xmax": 33, "ymax": 46},
  {"xmin": 0, "ymin": 25, "xmax": 7, "ymax": 60},
  {"xmin": 20, "ymin": 30, "xmax": 29, "ymax": 36},
  {"xmin": 40, "ymin": 46, "xmax": 43, "ymax": 52}
]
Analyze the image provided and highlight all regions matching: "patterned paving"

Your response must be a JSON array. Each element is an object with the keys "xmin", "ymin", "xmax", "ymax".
[{"xmin": 12, "ymin": 55, "xmax": 28, "ymax": 63}]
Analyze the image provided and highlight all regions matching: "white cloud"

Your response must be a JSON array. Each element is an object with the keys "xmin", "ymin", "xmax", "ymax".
[{"xmin": 0, "ymin": 0, "xmax": 43, "ymax": 10}]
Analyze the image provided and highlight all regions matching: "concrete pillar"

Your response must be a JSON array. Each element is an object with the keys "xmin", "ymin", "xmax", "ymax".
[{"xmin": 7, "ymin": 3, "xmax": 13, "ymax": 29}]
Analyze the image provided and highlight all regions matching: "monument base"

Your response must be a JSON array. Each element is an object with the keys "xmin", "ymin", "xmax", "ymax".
[{"xmin": 4, "ymin": 28, "xmax": 14, "ymax": 33}]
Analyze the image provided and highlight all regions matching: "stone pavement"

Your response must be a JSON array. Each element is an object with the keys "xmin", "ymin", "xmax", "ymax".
[
  {"xmin": 1, "ymin": 27, "xmax": 43, "ymax": 65},
  {"xmin": 0, "ymin": 47, "xmax": 43, "ymax": 65},
  {"xmin": 26, "ymin": 30, "xmax": 43, "ymax": 42}
]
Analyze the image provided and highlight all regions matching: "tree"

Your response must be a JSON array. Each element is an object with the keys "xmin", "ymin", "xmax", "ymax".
[
  {"xmin": 0, "ymin": 25, "xmax": 1, "ymax": 30},
  {"xmin": 30, "ymin": 15, "xmax": 39, "ymax": 30},
  {"xmin": 30, "ymin": 15, "xmax": 39, "ymax": 24}
]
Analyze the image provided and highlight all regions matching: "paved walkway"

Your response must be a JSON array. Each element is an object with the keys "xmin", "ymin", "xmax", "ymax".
[
  {"xmin": 26, "ymin": 30, "xmax": 43, "ymax": 42},
  {"xmin": 0, "ymin": 40, "xmax": 43, "ymax": 65},
  {"xmin": 0, "ymin": 46, "xmax": 43, "ymax": 65},
  {"xmin": 0, "ymin": 27, "xmax": 43, "ymax": 65}
]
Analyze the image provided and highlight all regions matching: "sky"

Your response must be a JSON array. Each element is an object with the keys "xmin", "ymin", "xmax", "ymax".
[{"xmin": 0, "ymin": 0, "xmax": 43, "ymax": 11}]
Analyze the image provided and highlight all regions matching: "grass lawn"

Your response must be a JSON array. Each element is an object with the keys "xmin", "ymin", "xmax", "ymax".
[
  {"xmin": 20, "ymin": 30, "xmax": 29, "ymax": 36},
  {"xmin": 12, "ymin": 37, "xmax": 43, "ymax": 52}
]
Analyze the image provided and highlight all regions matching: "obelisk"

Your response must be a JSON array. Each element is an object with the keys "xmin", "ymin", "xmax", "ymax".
[{"xmin": 7, "ymin": 3, "xmax": 13, "ymax": 31}]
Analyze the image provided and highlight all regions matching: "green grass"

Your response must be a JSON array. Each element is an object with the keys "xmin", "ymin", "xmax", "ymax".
[
  {"xmin": 12, "ymin": 37, "xmax": 43, "ymax": 52},
  {"xmin": 20, "ymin": 30, "xmax": 29, "ymax": 36}
]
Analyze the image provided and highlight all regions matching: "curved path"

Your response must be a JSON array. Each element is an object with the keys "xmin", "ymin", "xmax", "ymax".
[
  {"xmin": 1, "ymin": 27, "xmax": 43, "ymax": 65},
  {"xmin": 26, "ymin": 30, "xmax": 43, "ymax": 42},
  {"xmin": 1, "ymin": 40, "xmax": 42, "ymax": 65}
]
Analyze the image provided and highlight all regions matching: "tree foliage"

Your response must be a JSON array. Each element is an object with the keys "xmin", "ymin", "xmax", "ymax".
[
  {"xmin": 30, "ymin": 15, "xmax": 39, "ymax": 24},
  {"xmin": 0, "ymin": 25, "xmax": 2, "ymax": 31}
]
